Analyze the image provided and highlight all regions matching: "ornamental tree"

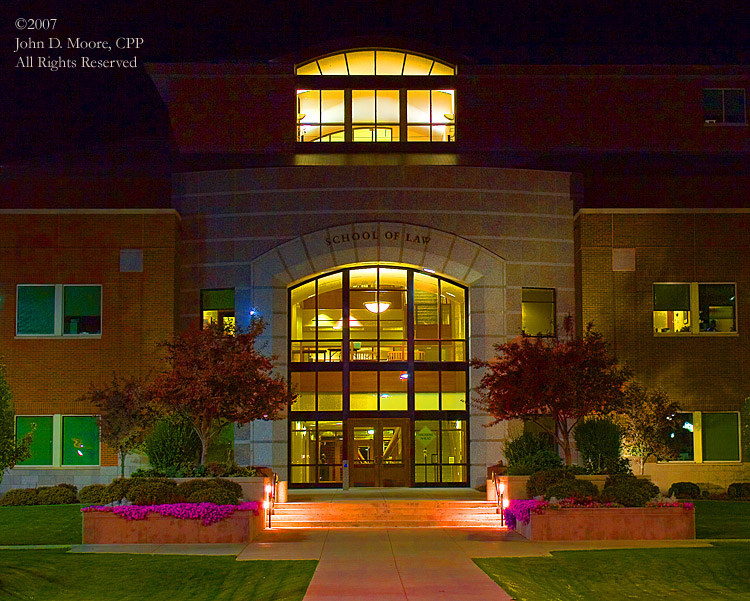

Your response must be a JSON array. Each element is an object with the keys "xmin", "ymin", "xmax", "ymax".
[
  {"xmin": 84, "ymin": 375, "xmax": 157, "ymax": 478},
  {"xmin": 616, "ymin": 381, "xmax": 681, "ymax": 474},
  {"xmin": 472, "ymin": 319, "xmax": 631, "ymax": 465},
  {"xmin": 148, "ymin": 319, "xmax": 295, "ymax": 465},
  {"xmin": 0, "ymin": 359, "xmax": 32, "ymax": 484}
]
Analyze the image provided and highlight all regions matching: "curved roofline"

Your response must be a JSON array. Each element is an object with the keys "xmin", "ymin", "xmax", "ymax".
[{"xmin": 273, "ymin": 35, "xmax": 474, "ymax": 68}]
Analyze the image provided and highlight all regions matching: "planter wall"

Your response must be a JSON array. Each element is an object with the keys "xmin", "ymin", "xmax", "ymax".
[
  {"xmin": 83, "ymin": 511, "xmax": 257, "ymax": 544},
  {"xmin": 516, "ymin": 507, "xmax": 695, "ymax": 541}
]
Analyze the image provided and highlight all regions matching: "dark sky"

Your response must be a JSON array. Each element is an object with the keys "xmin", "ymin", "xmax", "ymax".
[{"xmin": 2, "ymin": 0, "xmax": 748, "ymax": 162}]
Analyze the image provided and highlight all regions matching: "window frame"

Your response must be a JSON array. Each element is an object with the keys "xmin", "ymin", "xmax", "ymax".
[
  {"xmin": 661, "ymin": 410, "xmax": 742, "ymax": 464},
  {"xmin": 521, "ymin": 287, "xmax": 557, "ymax": 337},
  {"xmin": 703, "ymin": 88, "xmax": 747, "ymax": 126},
  {"xmin": 652, "ymin": 282, "xmax": 737, "ymax": 336},
  {"xmin": 297, "ymin": 87, "xmax": 456, "ymax": 144},
  {"xmin": 16, "ymin": 284, "xmax": 102, "ymax": 338},
  {"xmin": 15, "ymin": 414, "xmax": 101, "ymax": 468}
]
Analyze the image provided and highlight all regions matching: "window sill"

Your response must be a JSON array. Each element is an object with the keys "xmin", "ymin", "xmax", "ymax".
[
  {"xmin": 15, "ymin": 335, "xmax": 102, "ymax": 340},
  {"xmin": 653, "ymin": 332, "xmax": 738, "ymax": 337},
  {"xmin": 704, "ymin": 123, "xmax": 748, "ymax": 127},
  {"xmin": 13, "ymin": 465, "xmax": 101, "ymax": 469}
]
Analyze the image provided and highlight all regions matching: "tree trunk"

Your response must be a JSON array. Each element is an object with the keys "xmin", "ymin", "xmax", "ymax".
[
  {"xmin": 199, "ymin": 437, "xmax": 209, "ymax": 465},
  {"xmin": 119, "ymin": 448, "xmax": 126, "ymax": 478}
]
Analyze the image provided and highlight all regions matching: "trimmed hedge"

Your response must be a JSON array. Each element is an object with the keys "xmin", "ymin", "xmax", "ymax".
[
  {"xmin": 526, "ymin": 468, "xmax": 575, "ymax": 498},
  {"xmin": 546, "ymin": 478, "xmax": 599, "ymax": 501},
  {"xmin": 176, "ymin": 478, "xmax": 243, "ymax": 504},
  {"xmin": 0, "ymin": 484, "xmax": 79, "ymax": 506},
  {"xmin": 668, "ymin": 481, "xmax": 701, "ymax": 499},
  {"xmin": 727, "ymin": 482, "xmax": 750, "ymax": 499},
  {"xmin": 126, "ymin": 478, "xmax": 179, "ymax": 505},
  {"xmin": 0, "ymin": 488, "xmax": 39, "ymax": 506},
  {"xmin": 36, "ymin": 486, "xmax": 78, "ymax": 505},
  {"xmin": 78, "ymin": 484, "xmax": 108, "ymax": 505},
  {"xmin": 600, "ymin": 474, "xmax": 659, "ymax": 507}
]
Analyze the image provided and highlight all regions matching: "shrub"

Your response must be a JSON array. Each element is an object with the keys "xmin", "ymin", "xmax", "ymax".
[
  {"xmin": 507, "ymin": 449, "xmax": 563, "ymax": 475},
  {"xmin": 600, "ymin": 474, "xmax": 660, "ymax": 507},
  {"xmin": 79, "ymin": 484, "xmax": 108, "ymax": 505},
  {"xmin": 126, "ymin": 478, "xmax": 179, "ymax": 505},
  {"xmin": 546, "ymin": 478, "xmax": 600, "ymax": 501},
  {"xmin": 37, "ymin": 485, "xmax": 78, "ymax": 505},
  {"xmin": 727, "ymin": 482, "xmax": 750, "ymax": 499},
  {"xmin": 526, "ymin": 467, "xmax": 575, "ymax": 498},
  {"xmin": 142, "ymin": 416, "xmax": 201, "ymax": 472},
  {"xmin": 0, "ymin": 488, "xmax": 39, "ymax": 506},
  {"xmin": 574, "ymin": 417, "xmax": 624, "ymax": 474},
  {"xmin": 176, "ymin": 478, "xmax": 243, "ymax": 504},
  {"xmin": 101, "ymin": 477, "xmax": 133, "ymax": 504},
  {"xmin": 668, "ymin": 481, "xmax": 701, "ymax": 499},
  {"xmin": 55, "ymin": 483, "xmax": 78, "ymax": 495}
]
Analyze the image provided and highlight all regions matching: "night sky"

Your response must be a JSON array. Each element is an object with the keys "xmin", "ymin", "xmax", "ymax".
[{"xmin": 2, "ymin": 0, "xmax": 748, "ymax": 163}]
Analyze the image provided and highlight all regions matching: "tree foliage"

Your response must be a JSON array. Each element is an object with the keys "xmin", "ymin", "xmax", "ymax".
[
  {"xmin": 616, "ymin": 381, "xmax": 681, "ymax": 474},
  {"xmin": 473, "ymin": 320, "xmax": 631, "ymax": 465},
  {"xmin": 148, "ymin": 320, "xmax": 295, "ymax": 464},
  {"xmin": 85, "ymin": 375, "xmax": 156, "ymax": 478},
  {"xmin": 0, "ymin": 360, "xmax": 32, "ymax": 484}
]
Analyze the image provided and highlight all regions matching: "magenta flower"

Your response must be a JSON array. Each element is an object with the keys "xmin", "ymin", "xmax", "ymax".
[{"xmin": 82, "ymin": 502, "xmax": 260, "ymax": 525}]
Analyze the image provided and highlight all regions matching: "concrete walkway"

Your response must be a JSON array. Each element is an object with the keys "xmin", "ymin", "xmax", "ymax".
[{"xmin": 239, "ymin": 527, "xmax": 515, "ymax": 601}]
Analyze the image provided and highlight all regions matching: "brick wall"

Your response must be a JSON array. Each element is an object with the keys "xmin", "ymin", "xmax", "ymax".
[
  {"xmin": 575, "ymin": 210, "xmax": 750, "ymax": 411},
  {"xmin": 0, "ymin": 210, "xmax": 179, "ymax": 467}
]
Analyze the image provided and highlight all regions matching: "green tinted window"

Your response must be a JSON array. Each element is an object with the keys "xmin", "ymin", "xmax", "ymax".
[
  {"xmin": 64, "ymin": 286, "xmax": 101, "ymax": 334},
  {"xmin": 703, "ymin": 413, "xmax": 740, "ymax": 461},
  {"xmin": 16, "ymin": 416, "xmax": 53, "ymax": 466},
  {"xmin": 17, "ymin": 286, "xmax": 55, "ymax": 335},
  {"xmin": 62, "ymin": 416, "xmax": 99, "ymax": 466}
]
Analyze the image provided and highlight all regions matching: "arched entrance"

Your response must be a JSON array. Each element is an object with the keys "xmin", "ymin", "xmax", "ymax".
[
  {"xmin": 288, "ymin": 265, "xmax": 469, "ymax": 487},
  {"xmin": 242, "ymin": 221, "xmax": 507, "ymax": 487}
]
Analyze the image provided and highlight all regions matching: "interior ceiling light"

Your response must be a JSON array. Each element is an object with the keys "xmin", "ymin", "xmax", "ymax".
[
  {"xmin": 364, "ymin": 301, "xmax": 390, "ymax": 313},
  {"xmin": 333, "ymin": 315, "xmax": 363, "ymax": 329}
]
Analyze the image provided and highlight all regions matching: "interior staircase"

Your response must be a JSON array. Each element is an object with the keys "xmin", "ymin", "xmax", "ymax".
[{"xmin": 270, "ymin": 499, "xmax": 507, "ymax": 528}]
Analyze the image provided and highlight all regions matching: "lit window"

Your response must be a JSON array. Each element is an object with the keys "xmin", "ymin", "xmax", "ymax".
[
  {"xmin": 201, "ymin": 289, "xmax": 235, "ymax": 331},
  {"xmin": 296, "ymin": 49, "xmax": 455, "ymax": 76},
  {"xmin": 653, "ymin": 283, "xmax": 736, "ymax": 334},
  {"xmin": 16, "ymin": 284, "xmax": 101, "ymax": 336},
  {"xmin": 297, "ymin": 89, "xmax": 455, "ymax": 143},
  {"xmin": 667, "ymin": 411, "xmax": 740, "ymax": 462},
  {"xmin": 16, "ymin": 415, "xmax": 100, "ymax": 467},
  {"xmin": 703, "ymin": 89, "xmax": 746, "ymax": 124},
  {"xmin": 522, "ymin": 288, "xmax": 556, "ymax": 337}
]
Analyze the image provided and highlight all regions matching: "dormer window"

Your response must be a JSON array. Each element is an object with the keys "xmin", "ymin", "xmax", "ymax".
[{"xmin": 296, "ymin": 48, "xmax": 456, "ymax": 143}]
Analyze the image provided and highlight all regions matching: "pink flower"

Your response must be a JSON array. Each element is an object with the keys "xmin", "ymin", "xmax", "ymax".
[{"xmin": 82, "ymin": 502, "xmax": 260, "ymax": 525}]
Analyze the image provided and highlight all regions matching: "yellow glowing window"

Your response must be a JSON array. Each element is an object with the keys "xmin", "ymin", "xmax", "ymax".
[{"xmin": 296, "ymin": 49, "xmax": 455, "ymax": 76}]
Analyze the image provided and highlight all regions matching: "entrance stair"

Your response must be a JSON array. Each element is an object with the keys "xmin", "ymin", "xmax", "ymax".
[{"xmin": 270, "ymin": 499, "xmax": 506, "ymax": 528}]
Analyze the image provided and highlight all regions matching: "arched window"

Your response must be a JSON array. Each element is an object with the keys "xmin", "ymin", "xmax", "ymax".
[
  {"xmin": 295, "ymin": 49, "xmax": 456, "ymax": 143},
  {"xmin": 296, "ymin": 49, "xmax": 455, "ymax": 76},
  {"xmin": 288, "ymin": 266, "xmax": 469, "ymax": 488}
]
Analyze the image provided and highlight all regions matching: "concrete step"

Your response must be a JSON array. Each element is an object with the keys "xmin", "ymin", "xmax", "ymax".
[{"xmin": 269, "ymin": 500, "xmax": 507, "ymax": 529}]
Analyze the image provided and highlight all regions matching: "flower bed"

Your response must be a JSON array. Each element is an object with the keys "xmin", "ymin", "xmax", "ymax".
[
  {"xmin": 82, "ymin": 502, "xmax": 261, "ymax": 544},
  {"xmin": 506, "ymin": 498, "xmax": 695, "ymax": 541}
]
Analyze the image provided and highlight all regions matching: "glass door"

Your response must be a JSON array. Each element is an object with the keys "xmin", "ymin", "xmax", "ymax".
[{"xmin": 348, "ymin": 418, "xmax": 411, "ymax": 487}]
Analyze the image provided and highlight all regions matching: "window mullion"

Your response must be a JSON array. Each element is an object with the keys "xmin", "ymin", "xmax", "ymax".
[
  {"xmin": 52, "ymin": 413, "xmax": 62, "ymax": 467},
  {"xmin": 344, "ymin": 89, "xmax": 352, "ymax": 142},
  {"xmin": 694, "ymin": 411, "xmax": 703, "ymax": 463},
  {"xmin": 690, "ymin": 282, "xmax": 700, "ymax": 333},
  {"xmin": 55, "ymin": 285, "xmax": 63, "ymax": 336}
]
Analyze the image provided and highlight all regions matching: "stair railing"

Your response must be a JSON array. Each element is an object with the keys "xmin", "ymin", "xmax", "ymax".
[
  {"xmin": 263, "ymin": 473, "xmax": 278, "ymax": 529},
  {"xmin": 492, "ymin": 472, "xmax": 506, "ymax": 526}
]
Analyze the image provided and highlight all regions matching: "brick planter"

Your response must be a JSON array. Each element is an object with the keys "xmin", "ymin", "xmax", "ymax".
[
  {"xmin": 83, "ymin": 511, "xmax": 255, "ymax": 544},
  {"xmin": 516, "ymin": 506, "xmax": 695, "ymax": 541}
]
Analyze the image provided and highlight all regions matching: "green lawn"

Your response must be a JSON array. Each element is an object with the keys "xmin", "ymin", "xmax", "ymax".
[
  {"xmin": 0, "ymin": 504, "xmax": 83, "ymax": 545},
  {"xmin": 694, "ymin": 500, "xmax": 750, "ymax": 539},
  {"xmin": 476, "ymin": 543, "xmax": 750, "ymax": 601},
  {"xmin": 0, "ymin": 549, "xmax": 316, "ymax": 601}
]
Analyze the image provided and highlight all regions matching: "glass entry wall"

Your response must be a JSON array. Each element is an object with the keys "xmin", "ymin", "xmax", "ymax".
[{"xmin": 289, "ymin": 265, "xmax": 470, "ymax": 487}]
